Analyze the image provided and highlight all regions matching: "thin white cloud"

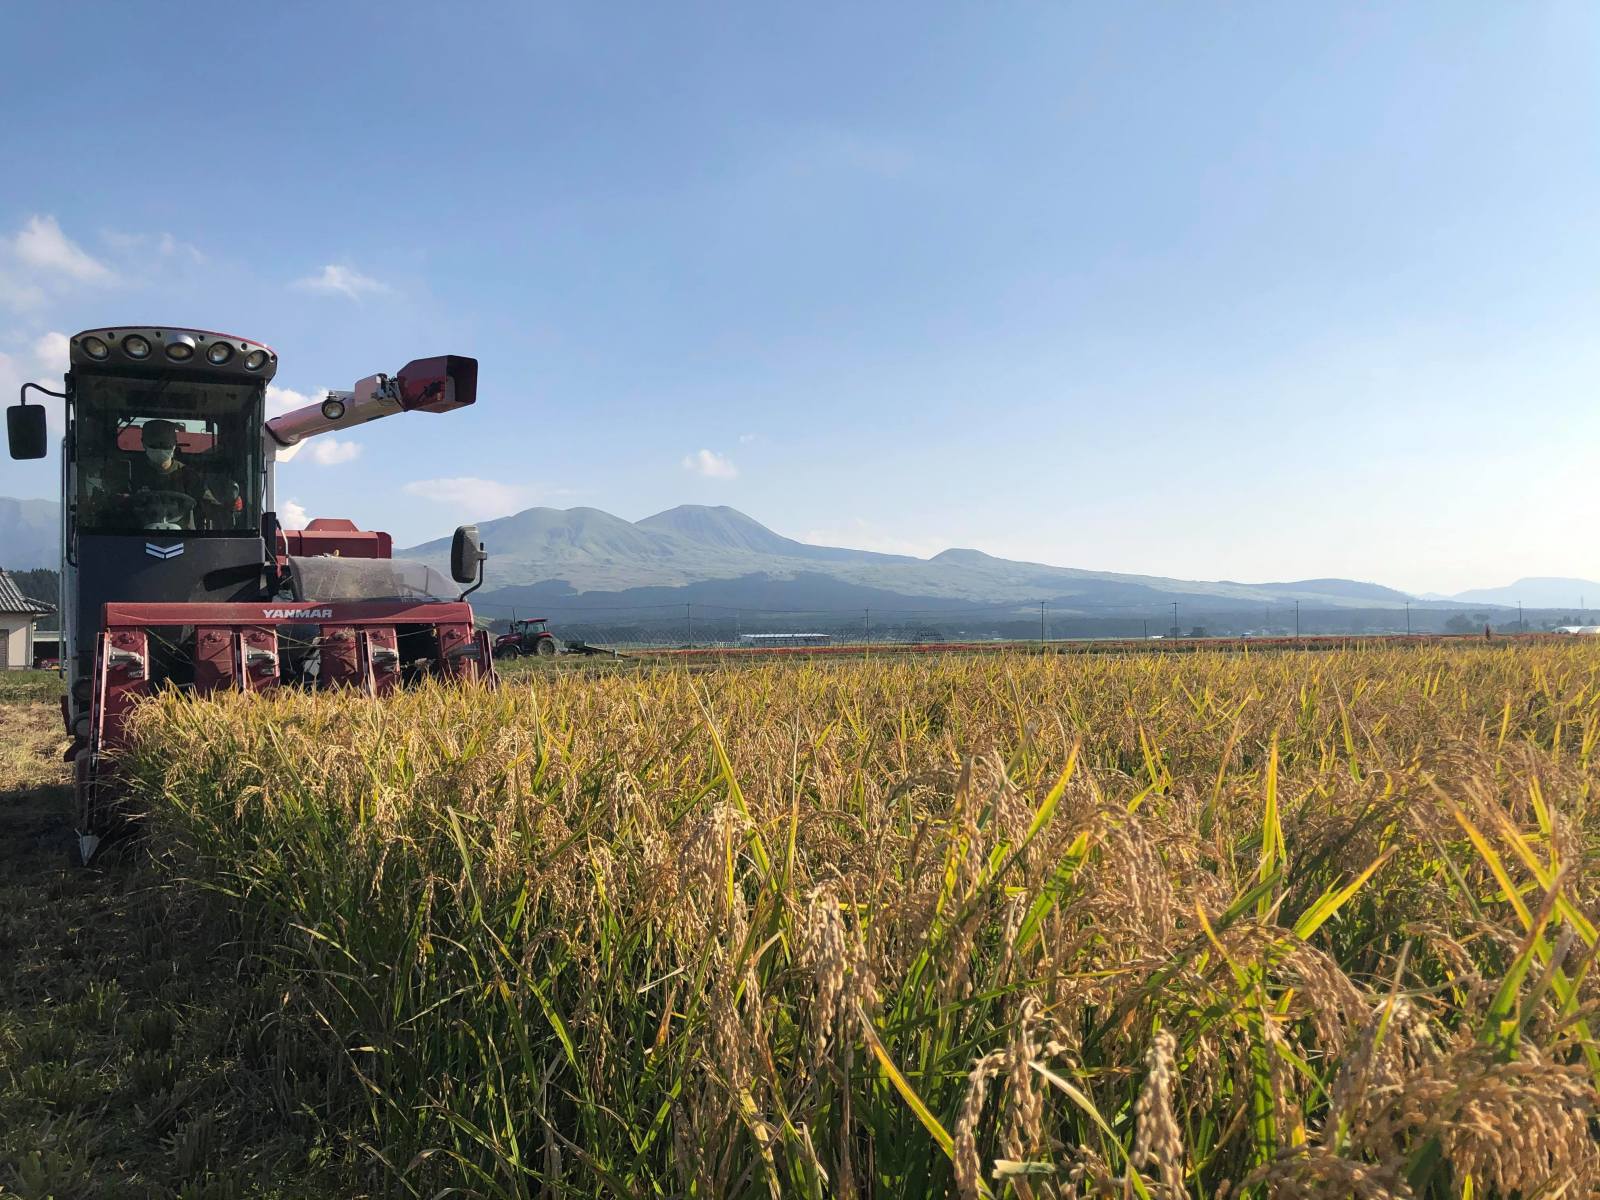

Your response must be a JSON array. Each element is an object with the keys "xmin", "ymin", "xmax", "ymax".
[
  {"xmin": 0, "ymin": 350, "xmax": 23, "ymax": 411},
  {"xmin": 265, "ymin": 386, "xmax": 314, "ymax": 461},
  {"xmin": 101, "ymin": 228, "xmax": 205, "ymax": 263},
  {"xmin": 0, "ymin": 330, "xmax": 73, "ymax": 435},
  {"xmin": 737, "ymin": 432, "xmax": 764, "ymax": 445},
  {"xmin": 265, "ymin": 384, "xmax": 313, "ymax": 415},
  {"xmin": 1, "ymin": 216, "xmax": 116, "ymax": 312},
  {"xmin": 403, "ymin": 476, "xmax": 537, "ymax": 519},
  {"xmin": 12, "ymin": 215, "xmax": 114, "ymax": 284},
  {"xmin": 292, "ymin": 263, "xmax": 390, "ymax": 300},
  {"xmin": 277, "ymin": 499, "xmax": 309, "ymax": 530},
  {"xmin": 32, "ymin": 331, "xmax": 69, "ymax": 376},
  {"xmin": 304, "ymin": 438, "xmax": 361, "ymax": 466},
  {"xmin": 0, "ymin": 268, "xmax": 46, "ymax": 313},
  {"xmin": 681, "ymin": 448, "xmax": 738, "ymax": 479}
]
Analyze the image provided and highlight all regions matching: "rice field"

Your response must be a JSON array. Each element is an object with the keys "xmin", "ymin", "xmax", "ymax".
[{"xmin": 112, "ymin": 643, "xmax": 1600, "ymax": 1197}]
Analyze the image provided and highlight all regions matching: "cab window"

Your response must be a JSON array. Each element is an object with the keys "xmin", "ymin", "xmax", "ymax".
[{"xmin": 73, "ymin": 374, "xmax": 263, "ymax": 534}]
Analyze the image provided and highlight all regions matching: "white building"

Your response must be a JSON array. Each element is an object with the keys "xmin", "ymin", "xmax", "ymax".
[{"xmin": 0, "ymin": 570, "xmax": 53, "ymax": 669}]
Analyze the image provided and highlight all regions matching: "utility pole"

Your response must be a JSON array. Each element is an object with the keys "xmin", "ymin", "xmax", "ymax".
[
  {"xmin": 1142, "ymin": 618, "xmax": 1148, "ymax": 639},
  {"xmin": 865, "ymin": 607, "xmax": 871, "ymax": 644},
  {"xmin": 1171, "ymin": 601, "xmax": 1179, "ymax": 639},
  {"xmin": 1039, "ymin": 601, "xmax": 1046, "ymax": 648},
  {"xmin": 1295, "ymin": 600, "xmax": 1300, "ymax": 639},
  {"xmin": 1518, "ymin": 600, "xmax": 1523, "ymax": 634},
  {"xmin": 1404, "ymin": 601, "xmax": 1410, "ymax": 635},
  {"xmin": 686, "ymin": 602, "xmax": 693, "ymax": 647}
]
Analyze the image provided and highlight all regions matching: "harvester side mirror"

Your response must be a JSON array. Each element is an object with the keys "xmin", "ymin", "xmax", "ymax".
[
  {"xmin": 451, "ymin": 524, "xmax": 486, "ymax": 596},
  {"xmin": 396, "ymin": 355, "xmax": 478, "ymax": 413},
  {"xmin": 7, "ymin": 400, "xmax": 48, "ymax": 460}
]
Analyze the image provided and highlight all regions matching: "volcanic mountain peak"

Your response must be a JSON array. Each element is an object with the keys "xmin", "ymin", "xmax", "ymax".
[{"xmin": 636, "ymin": 504, "xmax": 802, "ymax": 555}]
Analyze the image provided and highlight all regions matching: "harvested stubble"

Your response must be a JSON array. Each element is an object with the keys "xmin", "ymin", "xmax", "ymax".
[{"xmin": 125, "ymin": 644, "xmax": 1600, "ymax": 1198}]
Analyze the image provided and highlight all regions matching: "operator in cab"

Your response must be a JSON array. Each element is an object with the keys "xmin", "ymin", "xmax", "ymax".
[
  {"xmin": 127, "ymin": 419, "xmax": 202, "ymax": 530},
  {"xmin": 125, "ymin": 419, "xmax": 243, "ymax": 531}
]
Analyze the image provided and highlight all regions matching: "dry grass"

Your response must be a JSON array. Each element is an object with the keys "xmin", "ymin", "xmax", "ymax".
[
  {"xmin": 119, "ymin": 643, "xmax": 1600, "ymax": 1197},
  {"xmin": 0, "ymin": 669, "xmax": 66, "ymax": 708}
]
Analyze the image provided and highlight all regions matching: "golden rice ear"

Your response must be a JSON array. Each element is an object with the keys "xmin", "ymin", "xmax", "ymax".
[{"xmin": 96, "ymin": 642, "xmax": 1600, "ymax": 1197}]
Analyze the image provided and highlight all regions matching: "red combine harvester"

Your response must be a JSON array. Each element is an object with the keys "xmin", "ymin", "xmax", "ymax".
[{"xmin": 7, "ymin": 325, "xmax": 496, "ymax": 862}]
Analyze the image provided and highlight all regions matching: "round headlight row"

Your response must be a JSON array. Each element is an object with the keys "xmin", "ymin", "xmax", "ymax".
[{"xmin": 75, "ymin": 331, "xmax": 274, "ymax": 370}]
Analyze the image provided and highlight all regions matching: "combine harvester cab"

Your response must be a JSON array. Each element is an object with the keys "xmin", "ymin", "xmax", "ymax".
[{"xmin": 6, "ymin": 326, "xmax": 495, "ymax": 862}]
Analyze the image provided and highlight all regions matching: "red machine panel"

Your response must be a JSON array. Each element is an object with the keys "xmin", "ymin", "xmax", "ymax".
[
  {"xmin": 281, "ymin": 518, "xmax": 393, "ymax": 560},
  {"xmin": 318, "ymin": 627, "xmax": 361, "ymax": 689},
  {"xmin": 364, "ymin": 627, "xmax": 401, "ymax": 695},
  {"xmin": 102, "ymin": 600, "xmax": 481, "ymax": 628},
  {"xmin": 93, "ymin": 628, "xmax": 152, "ymax": 751},
  {"xmin": 241, "ymin": 627, "xmax": 280, "ymax": 693},
  {"xmin": 192, "ymin": 626, "xmax": 238, "ymax": 693}
]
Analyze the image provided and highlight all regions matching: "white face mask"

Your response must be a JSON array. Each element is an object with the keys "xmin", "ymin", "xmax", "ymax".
[{"xmin": 146, "ymin": 447, "xmax": 174, "ymax": 467}]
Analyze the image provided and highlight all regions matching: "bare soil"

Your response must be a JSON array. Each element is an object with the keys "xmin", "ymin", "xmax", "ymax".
[{"xmin": 0, "ymin": 699, "xmax": 342, "ymax": 1198}]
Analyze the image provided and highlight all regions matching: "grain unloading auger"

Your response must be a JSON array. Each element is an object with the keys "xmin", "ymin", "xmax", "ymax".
[{"xmin": 7, "ymin": 326, "xmax": 497, "ymax": 863}]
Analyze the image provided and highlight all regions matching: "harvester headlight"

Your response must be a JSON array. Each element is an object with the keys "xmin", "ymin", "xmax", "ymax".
[
  {"xmin": 123, "ymin": 334, "xmax": 152, "ymax": 360},
  {"xmin": 320, "ymin": 396, "xmax": 346, "ymax": 420},
  {"xmin": 206, "ymin": 341, "xmax": 234, "ymax": 365},
  {"xmin": 165, "ymin": 335, "xmax": 197, "ymax": 362},
  {"xmin": 81, "ymin": 335, "xmax": 110, "ymax": 360},
  {"xmin": 244, "ymin": 348, "xmax": 269, "ymax": 371}
]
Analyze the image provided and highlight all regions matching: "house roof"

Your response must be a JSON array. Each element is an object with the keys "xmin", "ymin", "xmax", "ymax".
[{"xmin": 0, "ymin": 570, "xmax": 53, "ymax": 617}]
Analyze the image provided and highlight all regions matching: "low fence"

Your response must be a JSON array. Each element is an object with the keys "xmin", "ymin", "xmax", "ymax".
[{"xmin": 550, "ymin": 630, "xmax": 1575, "ymax": 663}]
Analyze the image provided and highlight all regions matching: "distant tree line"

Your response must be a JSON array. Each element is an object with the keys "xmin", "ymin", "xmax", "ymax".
[{"xmin": 495, "ymin": 604, "xmax": 1569, "ymax": 647}]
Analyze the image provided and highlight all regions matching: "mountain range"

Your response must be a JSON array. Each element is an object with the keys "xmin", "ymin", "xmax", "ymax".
[
  {"xmin": 1444, "ymin": 578, "xmax": 1598, "ymax": 610},
  {"xmin": 401, "ymin": 503, "xmax": 1422, "ymax": 618},
  {"xmin": 3, "ymin": 495, "xmax": 1591, "ymax": 619}
]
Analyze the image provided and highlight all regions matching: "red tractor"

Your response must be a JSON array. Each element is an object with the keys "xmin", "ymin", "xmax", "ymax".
[
  {"xmin": 7, "ymin": 325, "xmax": 496, "ymax": 862},
  {"xmin": 494, "ymin": 617, "xmax": 559, "ymax": 659}
]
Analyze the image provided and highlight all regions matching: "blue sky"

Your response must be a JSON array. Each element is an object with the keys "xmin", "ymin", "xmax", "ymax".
[{"xmin": 1, "ymin": 2, "xmax": 1596, "ymax": 594}]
